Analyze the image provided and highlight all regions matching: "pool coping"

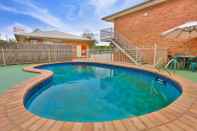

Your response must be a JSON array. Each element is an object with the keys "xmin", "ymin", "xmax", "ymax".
[{"xmin": 0, "ymin": 61, "xmax": 197, "ymax": 131}]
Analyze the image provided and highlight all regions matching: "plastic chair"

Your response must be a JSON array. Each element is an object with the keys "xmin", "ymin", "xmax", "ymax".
[{"xmin": 191, "ymin": 62, "xmax": 197, "ymax": 72}]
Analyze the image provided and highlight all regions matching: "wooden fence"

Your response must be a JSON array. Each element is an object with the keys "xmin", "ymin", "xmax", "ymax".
[{"xmin": 0, "ymin": 43, "xmax": 75, "ymax": 65}]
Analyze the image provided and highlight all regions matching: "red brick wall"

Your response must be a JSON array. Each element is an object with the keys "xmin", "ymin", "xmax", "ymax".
[{"xmin": 114, "ymin": 0, "xmax": 197, "ymax": 56}]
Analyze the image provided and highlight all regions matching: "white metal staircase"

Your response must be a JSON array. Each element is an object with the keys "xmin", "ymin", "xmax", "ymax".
[
  {"xmin": 112, "ymin": 33, "xmax": 144, "ymax": 64},
  {"xmin": 111, "ymin": 39, "xmax": 138, "ymax": 64},
  {"xmin": 100, "ymin": 28, "xmax": 143, "ymax": 65}
]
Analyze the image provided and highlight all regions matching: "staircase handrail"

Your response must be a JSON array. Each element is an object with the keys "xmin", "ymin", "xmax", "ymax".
[
  {"xmin": 114, "ymin": 32, "xmax": 137, "ymax": 50},
  {"xmin": 111, "ymin": 40, "xmax": 138, "ymax": 65}
]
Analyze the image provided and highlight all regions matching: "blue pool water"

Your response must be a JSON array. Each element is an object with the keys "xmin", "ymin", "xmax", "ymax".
[{"xmin": 24, "ymin": 62, "xmax": 181, "ymax": 122}]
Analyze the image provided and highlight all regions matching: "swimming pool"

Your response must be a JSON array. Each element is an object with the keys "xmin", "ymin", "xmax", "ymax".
[{"xmin": 24, "ymin": 62, "xmax": 181, "ymax": 122}]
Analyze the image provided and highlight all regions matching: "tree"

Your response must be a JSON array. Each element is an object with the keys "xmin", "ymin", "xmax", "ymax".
[{"xmin": 82, "ymin": 30, "xmax": 96, "ymax": 40}]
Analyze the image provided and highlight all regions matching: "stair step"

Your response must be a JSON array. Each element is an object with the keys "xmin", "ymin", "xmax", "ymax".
[{"xmin": 111, "ymin": 39, "xmax": 144, "ymax": 64}]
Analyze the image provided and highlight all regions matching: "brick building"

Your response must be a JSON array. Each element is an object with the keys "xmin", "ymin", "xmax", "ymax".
[{"xmin": 103, "ymin": 0, "xmax": 197, "ymax": 63}]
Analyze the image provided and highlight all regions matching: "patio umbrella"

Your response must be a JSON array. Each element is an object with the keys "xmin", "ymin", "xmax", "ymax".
[
  {"xmin": 161, "ymin": 21, "xmax": 197, "ymax": 54},
  {"xmin": 161, "ymin": 21, "xmax": 197, "ymax": 69},
  {"xmin": 161, "ymin": 21, "xmax": 197, "ymax": 40}
]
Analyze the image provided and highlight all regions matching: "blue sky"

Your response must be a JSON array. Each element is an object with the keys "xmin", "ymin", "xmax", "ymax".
[{"xmin": 0, "ymin": 0, "xmax": 144, "ymax": 39}]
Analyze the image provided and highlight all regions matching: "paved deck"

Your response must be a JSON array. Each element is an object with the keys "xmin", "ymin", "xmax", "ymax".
[{"xmin": 0, "ymin": 62, "xmax": 197, "ymax": 131}]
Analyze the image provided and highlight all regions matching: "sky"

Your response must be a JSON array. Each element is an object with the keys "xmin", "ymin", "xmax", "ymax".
[{"xmin": 0, "ymin": 0, "xmax": 144, "ymax": 39}]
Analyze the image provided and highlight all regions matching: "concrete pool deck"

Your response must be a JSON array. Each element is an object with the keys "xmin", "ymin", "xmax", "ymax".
[{"xmin": 0, "ymin": 61, "xmax": 197, "ymax": 131}]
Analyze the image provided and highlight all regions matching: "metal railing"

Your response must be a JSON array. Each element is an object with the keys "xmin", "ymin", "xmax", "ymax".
[
  {"xmin": 100, "ymin": 28, "xmax": 167, "ymax": 65},
  {"xmin": 0, "ymin": 44, "xmax": 168, "ymax": 66},
  {"xmin": 100, "ymin": 28, "xmax": 137, "ymax": 48},
  {"xmin": 100, "ymin": 28, "xmax": 114, "ymax": 42},
  {"xmin": 114, "ymin": 31, "xmax": 137, "ymax": 49},
  {"xmin": 79, "ymin": 49, "xmax": 137, "ymax": 64},
  {"xmin": 100, "ymin": 28, "xmax": 142, "ymax": 64}
]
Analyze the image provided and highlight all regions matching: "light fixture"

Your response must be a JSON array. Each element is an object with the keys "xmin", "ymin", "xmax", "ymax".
[{"xmin": 144, "ymin": 12, "xmax": 148, "ymax": 17}]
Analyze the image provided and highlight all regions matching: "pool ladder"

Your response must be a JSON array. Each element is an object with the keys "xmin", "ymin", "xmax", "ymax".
[
  {"xmin": 155, "ymin": 57, "xmax": 173, "ymax": 76},
  {"xmin": 150, "ymin": 77, "xmax": 168, "ymax": 101}
]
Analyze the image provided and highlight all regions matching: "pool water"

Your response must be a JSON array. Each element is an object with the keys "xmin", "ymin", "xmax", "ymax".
[{"xmin": 25, "ymin": 63, "xmax": 181, "ymax": 122}]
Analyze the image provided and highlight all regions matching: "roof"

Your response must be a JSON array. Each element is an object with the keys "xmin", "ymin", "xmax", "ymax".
[
  {"xmin": 102, "ymin": 0, "xmax": 167, "ymax": 22},
  {"xmin": 15, "ymin": 30, "xmax": 91, "ymax": 41}
]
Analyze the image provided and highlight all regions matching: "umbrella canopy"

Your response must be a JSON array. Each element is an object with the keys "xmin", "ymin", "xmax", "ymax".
[{"xmin": 161, "ymin": 21, "xmax": 197, "ymax": 40}]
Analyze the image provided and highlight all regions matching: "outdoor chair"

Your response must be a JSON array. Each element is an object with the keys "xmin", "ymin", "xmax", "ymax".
[
  {"xmin": 191, "ymin": 62, "xmax": 197, "ymax": 72},
  {"xmin": 190, "ymin": 57, "xmax": 197, "ymax": 72}
]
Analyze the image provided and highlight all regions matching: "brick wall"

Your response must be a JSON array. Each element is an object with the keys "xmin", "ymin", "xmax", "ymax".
[{"xmin": 114, "ymin": 0, "xmax": 197, "ymax": 57}]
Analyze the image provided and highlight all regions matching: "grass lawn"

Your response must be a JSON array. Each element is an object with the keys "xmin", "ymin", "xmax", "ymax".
[
  {"xmin": 0, "ymin": 65, "xmax": 38, "ymax": 94},
  {"xmin": 171, "ymin": 70, "xmax": 197, "ymax": 83}
]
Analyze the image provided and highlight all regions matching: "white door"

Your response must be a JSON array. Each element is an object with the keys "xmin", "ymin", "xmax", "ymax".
[{"xmin": 76, "ymin": 45, "xmax": 81, "ymax": 57}]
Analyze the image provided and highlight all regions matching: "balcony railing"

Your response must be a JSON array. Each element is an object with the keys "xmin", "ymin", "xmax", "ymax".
[
  {"xmin": 100, "ymin": 28, "xmax": 140, "ymax": 64},
  {"xmin": 100, "ymin": 28, "xmax": 137, "ymax": 48},
  {"xmin": 100, "ymin": 28, "xmax": 114, "ymax": 42}
]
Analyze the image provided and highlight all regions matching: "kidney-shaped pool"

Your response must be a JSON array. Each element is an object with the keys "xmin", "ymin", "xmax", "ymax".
[{"xmin": 24, "ymin": 62, "xmax": 182, "ymax": 122}]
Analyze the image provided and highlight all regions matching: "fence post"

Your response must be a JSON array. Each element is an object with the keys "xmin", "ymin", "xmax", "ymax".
[
  {"xmin": 111, "ymin": 49, "xmax": 114, "ymax": 63},
  {"xmin": 136, "ymin": 47, "xmax": 138, "ymax": 63},
  {"xmin": 48, "ymin": 48, "xmax": 51, "ymax": 63},
  {"xmin": 153, "ymin": 43, "xmax": 157, "ymax": 66},
  {"xmin": 1, "ymin": 48, "xmax": 6, "ymax": 65}
]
